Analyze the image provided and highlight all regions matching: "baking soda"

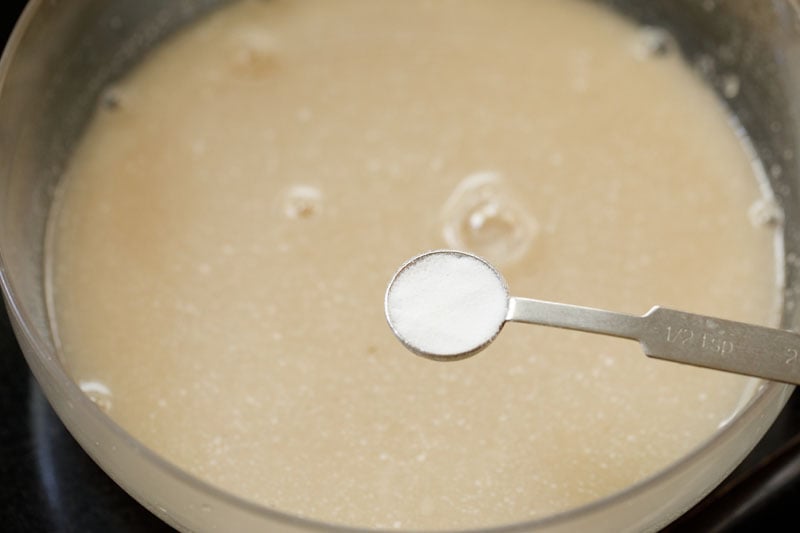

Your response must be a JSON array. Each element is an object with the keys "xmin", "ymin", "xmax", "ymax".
[{"xmin": 385, "ymin": 251, "xmax": 509, "ymax": 358}]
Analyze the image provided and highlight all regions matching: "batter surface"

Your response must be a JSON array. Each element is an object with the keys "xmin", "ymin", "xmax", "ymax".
[{"xmin": 49, "ymin": 0, "xmax": 780, "ymax": 529}]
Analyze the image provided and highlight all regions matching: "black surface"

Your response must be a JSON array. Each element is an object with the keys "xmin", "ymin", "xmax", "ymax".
[{"xmin": 2, "ymin": 2, "xmax": 800, "ymax": 532}]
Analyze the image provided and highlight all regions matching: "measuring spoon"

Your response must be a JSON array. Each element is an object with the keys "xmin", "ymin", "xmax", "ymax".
[{"xmin": 384, "ymin": 250, "xmax": 800, "ymax": 385}]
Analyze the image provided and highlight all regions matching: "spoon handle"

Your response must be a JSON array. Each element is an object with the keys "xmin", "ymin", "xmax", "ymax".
[
  {"xmin": 507, "ymin": 297, "xmax": 800, "ymax": 385},
  {"xmin": 638, "ymin": 306, "xmax": 800, "ymax": 384}
]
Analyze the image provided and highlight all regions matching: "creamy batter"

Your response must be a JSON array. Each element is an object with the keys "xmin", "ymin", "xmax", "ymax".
[{"xmin": 48, "ymin": 0, "xmax": 780, "ymax": 530}]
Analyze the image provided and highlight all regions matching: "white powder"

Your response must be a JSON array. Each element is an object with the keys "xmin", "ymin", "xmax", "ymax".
[{"xmin": 385, "ymin": 251, "xmax": 509, "ymax": 358}]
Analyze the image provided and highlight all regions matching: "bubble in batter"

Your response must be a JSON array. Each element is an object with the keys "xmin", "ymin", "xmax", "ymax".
[
  {"xmin": 79, "ymin": 380, "xmax": 113, "ymax": 413},
  {"xmin": 441, "ymin": 172, "xmax": 538, "ymax": 266},
  {"xmin": 631, "ymin": 26, "xmax": 677, "ymax": 60},
  {"xmin": 282, "ymin": 184, "xmax": 323, "ymax": 220}
]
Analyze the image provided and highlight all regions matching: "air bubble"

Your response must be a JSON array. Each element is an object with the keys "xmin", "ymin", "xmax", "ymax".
[
  {"xmin": 79, "ymin": 380, "xmax": 113, "ymax": 413},
  {"xmin": 631, "ymin": 27, "xmax": 676, "ymax": 60},
  {"xmin": 229, "ymin": 28, "xmax": 279, "ymax": 80},
  {"xmin": 721, "ymin": 74, "xmax": 740, "ymax": 99},
  {"xmin": 441, "ymin": 171, "xmax": 538, "ymax": 266},
  {"xmin": 282, "ymin": 184, "xmax": 323, "ymax": 219},
  {"xmin": 100, "ymin": 86, "xmax": 127, "ymax": 112},
  {"xmin": 748, "ymin": 197, "xmax": 783, "ymax": 228}
]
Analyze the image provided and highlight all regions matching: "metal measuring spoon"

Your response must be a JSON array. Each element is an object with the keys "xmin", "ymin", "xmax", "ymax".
[{"xmin": 385, "ymin": 250, "xmax": 800, "ymax": 385}]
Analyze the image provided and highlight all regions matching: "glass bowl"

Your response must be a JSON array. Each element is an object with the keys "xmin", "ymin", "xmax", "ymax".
[{"xmin": 1, "ymin": 1, "xmax": 798, "ymax": 531}]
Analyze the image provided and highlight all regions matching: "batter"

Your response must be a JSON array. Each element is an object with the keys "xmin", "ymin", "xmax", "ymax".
[{"xmin": 48, "ymin": 0, "xmax": 780, "ymax": 529}]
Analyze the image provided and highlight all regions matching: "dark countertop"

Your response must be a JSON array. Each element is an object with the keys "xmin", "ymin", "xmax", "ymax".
[{"xmin": 2, "ymin": 2, "xmax": 800, "ymax": 532}]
